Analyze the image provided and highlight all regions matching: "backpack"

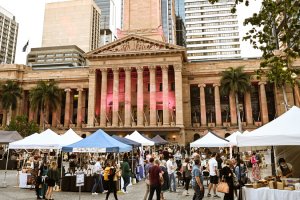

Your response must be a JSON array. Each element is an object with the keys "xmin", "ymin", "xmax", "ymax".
[
  {"xmin": 184, "ymin": 164, "xmax": 192, "ymax": 178},
  {"xmin": 108, "ymin": 167, "xmax": 116, "ymax": 181}
]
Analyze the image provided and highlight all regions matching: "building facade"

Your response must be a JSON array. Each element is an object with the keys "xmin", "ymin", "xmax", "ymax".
[
  {"xmin": 161, "ymin": 0, "xmax": 177, "ymax": 44},
  {"xmin": 0, "ymin": 37, "xmax": 299, "ymax": 144},
  {"xmin": 42, "ymin": 0, "xmax": 101, "ymax": 52},
  {"xmin": 0, "ymin": 6, "xmax": 18, "ymax": 64}
]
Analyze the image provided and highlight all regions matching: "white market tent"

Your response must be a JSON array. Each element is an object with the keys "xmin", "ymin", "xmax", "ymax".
[
  {"xmin": 237, "ymin": 106, "xmax": 300, "ymax": 147},
  {"xmin": 226, "ymin": 131, "xmax": 242, "ymax": 146},
  {"xmin": 190, "ymin": 131, "xmax": 230, "ymax": 148},
  {"xmin": 36, "ymin": 129, "xmax": 63, "ymax": 149},
  {"xmin": 9, "ymin": 133, "xmax": 40, "ymax": 149},
  {"xmin": 125, "ymin": 130, "xmax": 155, "ymax": 146},
  {"xmin": 60, "ymin": 128, "xmax": 82, "ymax": 146}
]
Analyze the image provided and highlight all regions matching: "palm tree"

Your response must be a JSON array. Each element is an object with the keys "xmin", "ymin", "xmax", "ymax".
[
  {"xmin": 29, "ymin": 80, "xmax": 61, "ymax": 130},
  {"xmin": 220, "ymin": 66, "xmax": 251, "ymax": 132},
  {"xmin": 0, "ymin": 80, "xmax": 22, "ymax": 127}
]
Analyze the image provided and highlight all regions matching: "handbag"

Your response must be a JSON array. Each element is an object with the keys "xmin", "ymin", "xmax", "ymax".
[{"xmin": 217, "ymin": 181, "xmax": 229, "ymax": 193}]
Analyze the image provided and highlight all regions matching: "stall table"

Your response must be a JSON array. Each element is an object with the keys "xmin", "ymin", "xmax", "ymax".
[
  {"xmin": 242, "ymin": 187, "xmax": 300, "ymax": 200},
  {"xmin": 61, "ymin": 176, "xmax": 101, "ymax": 192}
]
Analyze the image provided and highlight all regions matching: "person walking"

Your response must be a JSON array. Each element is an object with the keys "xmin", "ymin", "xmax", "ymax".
[
  {"xmin": 160, "ymin": 160, "xmax": 169, "ymax": 200},
  {"xmin": 207, "ymin": 152, "xmax": 221, "ymax": 198},
  {"xmin": 251, "ymin": 152, "xmax": 261, "ymax": 181},
  {"xmin": 182, "ymin": 157, "xmax": 192, "ymax": 196},
  {"xmin": 105, "ymin": 160, "xmax": 118, "ymax": 200},
  {"xmin": 166, "ymin": 155, "xmax": 177, "ymax": 192},
  {"xmin": 192, "ymin": 158, "xmax": 204, "ymax": 200},
  {"xmin": 148, "ymin": 159, "xmax": 163, "ymax": 200},
  {"xmin": 144, "ymin": 157, "xmax": 154, "ymax": 200},
  {"xmin": 121, "ymin": 155, "xmax": 131, "ymax": 193},
  {"xmin": 222, "ymin": 160, "xmax": 234, "ymax": 200},
  {"xmin": 91, "ymin": 157, "xmax": 104, "ymax": 195},
  {"xmin": 45, "ymin": 161, "xmax": 59, "ymax": 200}
]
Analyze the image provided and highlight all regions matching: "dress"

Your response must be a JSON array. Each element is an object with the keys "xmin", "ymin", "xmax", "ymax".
[
  {"xmin": 160, "ymin": 166, "xmax": 169, "ymax": 191},
  {"xmin": 251, "ymin": 156, "xmax": 261, "ymax": 181}
]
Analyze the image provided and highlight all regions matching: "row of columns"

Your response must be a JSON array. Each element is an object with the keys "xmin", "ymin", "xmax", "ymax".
[
  {"xmin": 197, "ymin": 81, "xmax": 269, "ymax": 126},
  {"xmin": 88, "ymin": 65, "xmax": 184, "ymax": 127}
]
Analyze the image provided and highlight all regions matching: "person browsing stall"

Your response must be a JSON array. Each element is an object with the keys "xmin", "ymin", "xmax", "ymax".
[{"xmin": 277, "ymin": 158, "xmax": 293, "ymax": 178}]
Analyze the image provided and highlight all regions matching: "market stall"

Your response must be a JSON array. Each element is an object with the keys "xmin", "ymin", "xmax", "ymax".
[
  {"xmin": 125, "ymin": 130, "xmax": 155, "ymax": 146},
  {"xmin": 152, "ymin": 135, "xmax": 168, "ymax": 145},
  {"xmin": 190, "ymin": 131, "xmax": 230, "ymax": 148}
]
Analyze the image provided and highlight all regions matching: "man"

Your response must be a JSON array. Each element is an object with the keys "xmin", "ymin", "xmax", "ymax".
[
  {"xmin": 91, "ymin": 157, "xmax": 104, "ymax": 195},
  {"xmin": 144, "ymin": 157, "xmax": 154, "ymax": 200},
  {"xmin": 192, "ymin": 158, "xmax": 204, "ymax": 200},
  {"xmin": 148, "ymin": 159, "xmax": 163, "ymax": 200},
  {"xmin": 166, "ymin": 155, "xmax": 177, "ymax": 192},
  {"xmin": 121, "ymin": 155, "xmax": 131, "ymax": 193},
  {"xmin": 207, "ymin": 152, "xmax": 220, "ymax": 198}
]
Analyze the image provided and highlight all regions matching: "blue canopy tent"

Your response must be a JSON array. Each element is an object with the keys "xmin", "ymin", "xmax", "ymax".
[
  {"xmin": 62, "ymin": 129, "xmax": 132, "ymax": 153},
  {"xmin": 112, "ymin": 135, "xmax": 141, "ymax": 147}
]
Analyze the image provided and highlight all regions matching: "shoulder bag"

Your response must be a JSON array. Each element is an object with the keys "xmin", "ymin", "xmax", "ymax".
[{"xmin": 217, "ymin": 177, "xmax": 229, "ymax": 193}]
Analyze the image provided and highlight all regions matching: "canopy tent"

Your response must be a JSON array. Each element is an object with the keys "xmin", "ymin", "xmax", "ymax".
[
  {"xmin": 35, "ymin": 129, "xmax": 62, "ymax": 149},
  {"xmin": 190, "ymin": 131, "xmax": 230, "ymax": 148},
  {"xmin": 243, "ymin": 130, "xmax": 250, "ymax": 134},
  {"xmin": 8, "ymin": 133, "xmax": 40, "ymax": 149},
  {"xmin": 237, "ymin": 106, "xmax": 300, "ymax": 147},
  {"xmin": 0, "ymin": 131, "xmax": 22, "ymax": 144},
  {"xmin": 226, "ymin": 131, "xmax": 242, "ymax": 146},
  {"xmin": 152, "ymin": 135, "xmax": 168, "ymax": 145},
  {"xmin": 60, "ymin": 128, "xmax": 82, "ymax": 146},
  {"xmin": 62, "ymin": 129, "xmax": 132, "ymax": 153},
  {"xmin": 125, "ymin": 130, "xmax": 155, "ymax": 146},
  {"xmin": 112, "ymin": 135, "xmax": 141, "ymax": 147}
]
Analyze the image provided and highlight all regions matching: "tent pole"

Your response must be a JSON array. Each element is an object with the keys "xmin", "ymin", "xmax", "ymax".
[
  {"xmin": 60, "ymin": 151, "xmax": 63, "ymax": 190},
  {"xmin": 237, "ymin": 147, "xmax": 242, "ymax": 200},
  {"xmin": 2, "ymin": 148, "xmax": 10, "ymax": 187},
  {"xmin": 271, "ymin": 146, "xmax": 276, "ymax": 176}
]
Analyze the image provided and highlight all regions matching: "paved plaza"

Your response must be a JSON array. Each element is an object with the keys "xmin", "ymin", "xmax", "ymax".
[{"xmin": 0, "ymin": 170, "xmax": 224, "ymax": 200}]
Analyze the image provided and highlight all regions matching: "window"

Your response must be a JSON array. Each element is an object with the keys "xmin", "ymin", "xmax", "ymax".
[{"xmin": 159, "ymin": 83, "xmax": 163, "ymax": 91}]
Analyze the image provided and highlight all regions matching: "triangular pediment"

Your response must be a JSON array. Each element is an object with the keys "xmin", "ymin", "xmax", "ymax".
[{"xmin": 85, "ymin": 34, "xmax": 186, "ymax": 58}]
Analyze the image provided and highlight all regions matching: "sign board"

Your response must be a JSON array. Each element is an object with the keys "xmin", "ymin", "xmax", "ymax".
[{"xmin": 76, "ymin": 172, "xmax": 84, "ymax": 187}]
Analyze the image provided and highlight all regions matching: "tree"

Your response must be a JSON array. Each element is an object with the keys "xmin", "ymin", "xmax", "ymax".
[
  {"xmin": 220, "ymin": 66, "xmax": 251, "ymax": 132},
  {"xmin": 0, "ymin": 80, "xmax": 22, "ymax": 127},
  {"xmin": 6, "ymin": 115, "xmax": 39, "ymax": 137},
  {"xmin": 29, "ymin": 80, "xmax": 61, "ymax": 130}
]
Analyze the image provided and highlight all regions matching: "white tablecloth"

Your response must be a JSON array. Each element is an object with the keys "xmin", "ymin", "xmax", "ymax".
[
  {"xmin": 242, "ymin": 187, "xmax": 300, "ymax": 200},
  {"xmin": 19, "ymin": 173, "xmax": 31, "ymax": 188}
]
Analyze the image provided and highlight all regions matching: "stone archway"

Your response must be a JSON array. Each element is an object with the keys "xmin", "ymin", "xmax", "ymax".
[{"xmin": 194, "ymin": 133, "xmax": 200, "ymax": 141}]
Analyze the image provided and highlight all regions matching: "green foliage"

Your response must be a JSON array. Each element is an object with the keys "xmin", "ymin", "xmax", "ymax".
[
  {"xmin": 5, "ymin": 115, "xmax": 39, "ymax": 137},
  {"xmin": 220, "ymin": 66, "xmax": 251, "ymax": 95},
  {"xmin": 0, "ymin": 80, "xmax": 22, "ymax": 110},
  {"xmin": 29, "ymin": 80, "xmax": 61, "ymax": 112}
]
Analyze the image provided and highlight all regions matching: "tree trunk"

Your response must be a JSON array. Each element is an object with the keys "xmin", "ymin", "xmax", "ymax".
[
  {"xmin": 235, "ymin": 93, "xmax": 242, "ymax": 132},
  {"xmin": 7, "ymin": 106, "xmax": 12, "ymax": 125},
  {"xmin": 282, "ymin": 85, "xmax": 289, "ymax": 111},
  {"xmin": 2, "ymin": 109, "xmax": 7, "ymax": 127}
]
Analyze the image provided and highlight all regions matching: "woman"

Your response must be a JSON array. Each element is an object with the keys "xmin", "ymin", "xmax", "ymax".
[
  {"xmin": 277, "ymin": 158, "xmax": 293, "ymax": 178},
  {"xmin": 235, "ymin": 160, "xmax": 248, "ymax": 186},
  {"xmin": 251, "ymin": 152, "xmax": 261, "ymax": 181},
  {"xmin": 148, "ymin": 159, "xmax": 163, "ymax": 200},
  {"xmin": 45, "ymin": 161, "xmax": 59, "ymax": 200},
  {"xmin": 105, "ymin": 160, "xmax": 119, "ymax": 200},
  {"xmin": 222, "ymin": 160, "xmax": 234, "ymax": 200},
  {"xmin": 182, "ymin": 157, "xmax": 192, "ymax": 196},
  {"xmin": 160, "ymin": 160, "xmax": 169, "ymax": 200},
  {"xmin": 121, "ymin": 155, "xmax": 130, "ymax": 193}
]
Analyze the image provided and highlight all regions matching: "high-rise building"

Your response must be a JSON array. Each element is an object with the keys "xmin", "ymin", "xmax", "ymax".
[
  {"xmin": 94, "ymin": 0, "xmax": 122, "ymax": 46},
  {"xmin": 175, "ymin": 0, "xmax": 185, "ymax": 22},
  {"xmin": 42, "ymin": 0, "xmax": 101, "ymax": 52},
  {"xmin": 0, "ymin": 6, "xmax": 18, "ymax": 64},
  {"xmin": 185, "ymin": 0, "xmax": 262, "ymax": 61},
  {"xmin": 161, "ymin": 0, "xmax": 177, "ymax": 44},
  {"xmin": 175, "ymin": 0, "xmax": 186, "ymax": 47}
]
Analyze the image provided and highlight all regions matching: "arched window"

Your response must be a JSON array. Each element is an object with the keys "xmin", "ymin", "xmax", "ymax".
[{"xmin": 194, "ymin": 133, "xmax": 200, "ymax": 141}]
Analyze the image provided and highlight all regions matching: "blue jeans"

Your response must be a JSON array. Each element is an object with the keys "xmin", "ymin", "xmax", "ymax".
[
  {"xmin": 169, "ymin": 173, "xmax": 176, "ymax": 192},
  {"xmin": 92, "ymin": 174, "xmax": 104, "ymax": 193}
]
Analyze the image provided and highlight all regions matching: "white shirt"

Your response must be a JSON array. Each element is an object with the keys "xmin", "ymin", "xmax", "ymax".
[
  {"xmin": 208, "ymin": 157, "xmax": 218, "ymax": 176},
  {"xmin": 166, "ymin": 159, "xmax": 177, "ymax": 174},
  {"xmin": 93, "ymin": 161, "xmax": 102, "ymax": 174}
]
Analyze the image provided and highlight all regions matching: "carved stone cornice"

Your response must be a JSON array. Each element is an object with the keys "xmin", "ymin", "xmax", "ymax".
[
  {"xmin": 64, "ymin": 88, "xmax": 71, "ymax": 92},
  {"xmin": 174, "ymin": 64, "xmax": 182, "ymax": 72},
  {"xmin": 148, "ymin": 66, "xmax": 156, "ymax": 71},
  {"xmin": 198, "ymin": 84, "xmax": 206, "ymax": 88},
  {"xmin": 99, "ymin": 68, "xmax": 108, "ymax": 72},
  {"xmin": 258, "ymin": 81, "xmax": 267, "ymax": 86},
  {"xmin": 77, "ymin": 88, "xmax": 84, "ymax": 92},
  {"xmin": 112, "ymin": 68, "xmax": 119, "ymax": 73},
  {"xmin": 124, "ymin": 67, "xmax": 132, "ymax": 72},
  {"xmin": 213, "ymin": 83, "xmax": 221, "ymax": 87},
  {"xmin": 136, "ymin": 66, "xmax": 144, "ymax": 73},
  {"xmin": 161, "ymin": 65, "xmax": 169, "ymax": 71}
]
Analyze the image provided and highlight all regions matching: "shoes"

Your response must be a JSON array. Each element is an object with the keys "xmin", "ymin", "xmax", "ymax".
[
  {"xmin": 103, "ymin": 190, "xmax": 108, "ymax": 193},
  {"xmin": 207, "ymin": 193, "xmax": 211, "ymax": 197},
  {"xmin": 213, "ymin": 194, "xmax": 221, "ymax": 198},
  {"xmin": 121, "ymin": 189, "xmax": 126, "ymax": 193},
  {"xmin": 92, "ymin": 192, "xmax": 98, "ymax": 195}
]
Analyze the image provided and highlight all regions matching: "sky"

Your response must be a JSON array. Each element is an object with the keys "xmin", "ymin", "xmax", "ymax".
[{"xmin": 0, "ymin": 0, "xmax": 66, "ymax": 64}]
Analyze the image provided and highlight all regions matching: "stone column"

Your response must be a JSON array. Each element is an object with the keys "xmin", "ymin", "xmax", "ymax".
[
  {"xmin": 87, "ymin": 69, "xmax": 97, "ymax": 127},
  {"xmin": 136, "ymin": 66, "xmax": 144, "ymax": 126},
  {"xmin": 294, "ymin": 84, "xmax": 300, "ymax": 107},
  {"xmin": 100, "ymin": 69, "xmax": 108, "ymax": 126},
  {"xmin": 259, "ymin": 81, "xmax": 269, "ymax": 124},
  {"xmin": 64, "ymin": 88, "xmax": 71, "ymax": 128},
  {"xmin": 174, "ymin": 64, "xmax": 184, "ymax": 127},
  {"xmin": 162, "ymin": 65, "xmax": 169, "ymax": 126},
  {"xmin": 199, "ymin": 84, "xmax": 207, "ymax": 126},
  {"xmin": 69, "ymin": 92, "xmax": 74, "ymax": 124},
  {"xmin": 244, "ymin": 91, "xmax": 253, "ymax": 125},
  {"xmin": 213, "ymin": 84, "xmax": 222, "ymax": 126},
  {"xmin": 82, "ymin": 90, "xmax": 86, "ymax": 124},
  {"xmin": 112, "ymin": 68, "xmax": 119, "ymax": 127},
  {"xmin": 124, "ymin": 67, "xmax": 132, "ymax": 127},
  {"xmin": 229, "ymin": 91, "xmax": 237, "ymax": 125},
  {"xmin": 149, "ymin": 66, "xmax": 157, "ymax": 126},
  {"xmin": 77, "ymin": 88, "xmax": 83, "ymax": 127}
]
